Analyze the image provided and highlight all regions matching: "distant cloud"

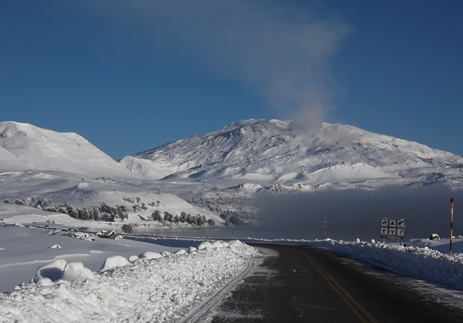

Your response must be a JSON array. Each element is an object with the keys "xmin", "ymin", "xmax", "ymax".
[{"xmin": 90, "ymin": 1, "xmax": 351, "ymax": 129}]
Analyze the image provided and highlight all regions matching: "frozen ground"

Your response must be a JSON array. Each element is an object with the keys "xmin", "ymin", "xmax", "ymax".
[
  {"xmin": 2, "ymin": 117, "xmax": 463, "ymax": 322},
  {"xmin": 2, "ymin": 209, "xmax": 463, "ymax": 321},
  {"xmin": 0, "ymin": 224, "xmax": 259, "ymax": 322},
  {"xmin": 1, "ymin": 226, "xmax": 463, "ymax": 322}
]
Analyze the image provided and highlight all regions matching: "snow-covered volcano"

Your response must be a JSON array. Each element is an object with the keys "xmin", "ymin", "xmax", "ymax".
[
  {"xmin": 121, "ymin": 119, "xmax": 463, "ymax": 190},
  {"xmin": 0, "ymin": 121, "xmax": 136, "ymax": 179},
  {"xmin": 2, "ymin": 119, "xmax": 463, "ymax": 193}
]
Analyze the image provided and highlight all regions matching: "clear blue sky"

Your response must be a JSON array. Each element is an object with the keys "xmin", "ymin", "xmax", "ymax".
[{"xmin": 1, "ymin": 0, "xmax": 462, "ymax": 160}]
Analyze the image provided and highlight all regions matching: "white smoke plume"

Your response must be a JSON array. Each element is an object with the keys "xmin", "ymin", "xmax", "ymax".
[{"xmin": 90, "ymin": 1, "xmax": 351, "ymax": 129}]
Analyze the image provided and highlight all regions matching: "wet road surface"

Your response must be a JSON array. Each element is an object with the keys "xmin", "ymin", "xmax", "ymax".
[{"xmin": 210, "ymin": 244, "xmax": 463, "ymax": 323}]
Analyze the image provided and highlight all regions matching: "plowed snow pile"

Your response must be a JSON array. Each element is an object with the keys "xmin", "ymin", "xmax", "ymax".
[{"xmin": 0, "ymin": 238, "xmax": 258, "ymax": 322}]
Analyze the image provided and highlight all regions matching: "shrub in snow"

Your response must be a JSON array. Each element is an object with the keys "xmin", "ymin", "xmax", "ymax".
[
  {"xmin": 105, "ymin": 231, "xmax": 117, "ymax": 240},
  {"xmin": 96, "ymin": 230, "xmax": 108, "ymax": 237},
  {"xmin": 151, "ymin": 210, "xmax": 162, "ymax": 221},
  {"xmin": 429, "ymin": 233, "xmax": 441, "ymax": 240},
  {"xmin": 121, "ymin": 224, "xmax": 133, "ymax": 233},
  {"xmin": 100, "ymin": 256, "xmax": 130, "ymax": 272},
  {"xmin": 72, "ymin": 232, "xmax": 88, "ymax": 239},
  {"xmin": 139, "ymin": 251, "xmax": 163, "ymax": 259},
  {"xmin": 14, "ymin": 199, "xmax": 26, "ymax": 205}
]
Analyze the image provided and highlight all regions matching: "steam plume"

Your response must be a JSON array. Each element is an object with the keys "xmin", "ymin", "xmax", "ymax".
[{"xmin": 91, "ymin": 1, "xmax": 351, "ymax": 128}]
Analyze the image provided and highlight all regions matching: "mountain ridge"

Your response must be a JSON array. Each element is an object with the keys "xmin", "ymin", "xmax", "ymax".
[
  {"xmin": 121, "ymin": 118, "xmax": 463, "ymax": 190},
  {"xmin": 2, "ymin": 119, "xmax": 463, "ymax": 192}
]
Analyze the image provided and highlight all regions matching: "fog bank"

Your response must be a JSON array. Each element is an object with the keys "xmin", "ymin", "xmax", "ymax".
[{"xmin": 255, "ymin": 186, "xmax": 462, "ymax": 241}]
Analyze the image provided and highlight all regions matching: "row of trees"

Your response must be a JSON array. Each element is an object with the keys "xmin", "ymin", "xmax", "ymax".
[
  {"xmin": 48, "ymin": 202, "xmax": 129, "ymax": 221},
  {"xmin": 4, "ymin": 197, "xmax": 54, "ymax": 208},
  {"xmin": 3, "ymin": 198, "xmax": 128, "ymax": 221},
  {"xmin": 151, "ymin": 210, "xmax": 215, "ymax": 226},
  {"xmin": 3, "ymin": 197, "xmax": 215, "ymax": 226}
]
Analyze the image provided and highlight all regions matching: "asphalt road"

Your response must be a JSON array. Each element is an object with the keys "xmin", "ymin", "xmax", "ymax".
[{"xmin": 210, "ymin": 244, "xmax": 463, "ymax": 323}]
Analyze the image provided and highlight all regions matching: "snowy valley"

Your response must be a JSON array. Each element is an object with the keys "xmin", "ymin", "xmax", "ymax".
[
  {"xmin": 2, "ymin": 119, "xmax": 463, "ymax": 228},
  {"xmin": 2, "ymin": 119, "xmax": 463, "ymax": 321},
  {"xmin": 1, "ymin": 118, "xmax": 463, "ymax": 235}
]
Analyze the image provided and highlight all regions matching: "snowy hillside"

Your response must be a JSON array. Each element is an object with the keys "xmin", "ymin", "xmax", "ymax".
[
  {"xmin": 0, "ymin": 121, "xmax": 136, "ymax": 179},
  {"xmin": 0, "ymin": 173, "xmax": 223, "ymax": 231},
  {"xmin": 2, "ymin": 119, "xmax": 463, "ymax": 229},
  {"xmin": 0, "ymin": 121, "xmax": 221, "ymax": 230},
  {"xmin": 121, "ymin": 119, "xmax": 463, "ymax": 191},
  {"xmin": 2, "ymin": 120, "xmax": 463, "ymax": 321}
]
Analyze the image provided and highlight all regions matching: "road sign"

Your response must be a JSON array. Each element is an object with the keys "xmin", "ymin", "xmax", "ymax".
[{"xmin": 380, "ymin": 218, "xmax": 406, "ymax": 239}]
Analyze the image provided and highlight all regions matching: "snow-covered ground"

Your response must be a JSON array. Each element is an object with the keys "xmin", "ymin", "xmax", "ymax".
[
  {"xmin": 306, "ymin": 237, "xmax": 463, "ymax": 290},
  {"xmin": 2, "ymin": 119, "xmax": 463, "ymax": 321},
  {"xmin": 1, "ymin": 168, "xmax": 463, "ymax": 321},
  {"xmin": 0, "ymin": 224, "xmax": 259, "ymax": 322},
  {"xmin": 2, "ymin": 220, "xmax": 463, "ymax": 322}
]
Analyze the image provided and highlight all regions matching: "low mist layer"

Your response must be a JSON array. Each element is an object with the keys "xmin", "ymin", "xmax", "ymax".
[{"xmin": 255, "ymin": 186, "xmax": 462, "ymax": 241}]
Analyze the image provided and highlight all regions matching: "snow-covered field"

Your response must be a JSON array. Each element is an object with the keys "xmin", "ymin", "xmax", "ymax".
[
  {"xmin": 1, "ymin": 120, "xmax": 463, "ymax": 321},
  {"xmin": 0, "ymin": 224, "xmax": 259, "ymax": 322},
  {"xmin": 2, "ymin": 218, "xmax": 463, "ymax": 322}
]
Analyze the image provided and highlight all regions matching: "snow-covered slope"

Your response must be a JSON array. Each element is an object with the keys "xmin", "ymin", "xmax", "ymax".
[
  {"xmin": 0, "ymin": 121, "xmax": 220, "ymax": 228},
  {"xmin": 121, "ymin": 119, "xmax": 463, "ymax": 190},
  {"xmin": 0, "ymin": 121, "xmax": 136, "ymax": 179}
]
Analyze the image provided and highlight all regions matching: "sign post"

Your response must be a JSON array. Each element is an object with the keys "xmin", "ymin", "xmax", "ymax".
[
  {"xmin": 324, "ymin": 217, "xmax": 327, "ymax": 239},
  {"xmin": 380, "ymin": 218, "xmax": 406, "ymax": 242},
  {"xmin": 450, "ymin": 197, "xmax": 454, "ymax": 257}
]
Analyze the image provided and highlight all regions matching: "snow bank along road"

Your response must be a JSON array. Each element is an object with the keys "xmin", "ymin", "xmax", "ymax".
[
  {"xmin": 210, "ymin": 244, "xmax": 463, "ymax": 322},
  {"xmin": 0, "ymin": 240, "xmax": 259, "ymax": 322},
  {"xmin": 3, "ymin": 232, "xmax": 463, "ymax": 322}
]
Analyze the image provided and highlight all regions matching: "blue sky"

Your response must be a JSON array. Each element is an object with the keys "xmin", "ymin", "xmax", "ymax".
[{"xmin": 1, "ymin": 0, "xmax": 462, "ymax": 160}]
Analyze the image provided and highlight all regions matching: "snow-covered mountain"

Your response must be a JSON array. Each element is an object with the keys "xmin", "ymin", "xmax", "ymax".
[
  {"xmin": 3, "ymin": 119, "xmax": 463, "ymax": 227},
  {"xmin": 0, "ymin": 121, "xmax": 136, "ymax": 179},
  {"xmin": 121, "ymin": 119, "xmax": 463, "ymax": 191}
]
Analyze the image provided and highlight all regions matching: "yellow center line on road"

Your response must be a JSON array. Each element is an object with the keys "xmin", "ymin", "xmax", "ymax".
[{"xmin": 304, "ymin": 253, "xmax": 378, "ymax": 323}]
